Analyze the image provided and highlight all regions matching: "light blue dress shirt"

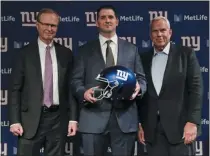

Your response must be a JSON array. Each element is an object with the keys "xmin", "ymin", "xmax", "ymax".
[{"xmin": 151, "ymin": 42, "xmax": 170, "ymax": 95}]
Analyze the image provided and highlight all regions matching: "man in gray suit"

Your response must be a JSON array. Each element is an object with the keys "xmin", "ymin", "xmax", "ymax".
[{"xmin": 71, "ymin": 5, "xmax": 146, "ymax": 156}]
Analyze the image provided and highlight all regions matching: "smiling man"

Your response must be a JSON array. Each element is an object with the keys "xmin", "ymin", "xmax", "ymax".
[
  {"xmin": 71, "ymin": 5, "xmax": 146, "ymax": 156},
  {"xmin": 138, "ymin": 16, "xmax": 203, "ymax": 156},
  {"xmin": 8, "ymin": 8, "xmax": 77, "ymax": 156}
]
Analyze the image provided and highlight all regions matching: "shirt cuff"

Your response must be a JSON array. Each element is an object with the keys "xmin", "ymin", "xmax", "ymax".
[
  {"xmin": 10, "ymin": 123, "xmax": 21, "ymax": 128},
  {"xmin": 69, "ymin": 120, "xmax": 78, "ymax": 123}
]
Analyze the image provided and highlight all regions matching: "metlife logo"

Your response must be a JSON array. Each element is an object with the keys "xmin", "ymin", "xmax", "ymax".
[
  {"xmin": 85, "ymin": 12, "xmax": 143, "ymax": 27},
  {"xmin": 1, "ymin": 68, "xmax": 12, "ymax": 75},
  {"xmin": 142, "ymin": 40, "xmax": 151, "ymax": 48},
  {"xmin": 14, "ymin": 41, "xmax": 29, "ymax": 49},
  {"xmin": 119, "ymin": 15, "xmax": 143, "ymax": 22},
  {"xmin": 201, "ymin": 118, "xmax": 209, "ymax": 125},
  {"xmin": 200, "ymin": 66, "xmax": 208, "ymax": 73},
  {"xmin": 1, "ymin": 121, "xmax": 9, "ymax": 127},
  {"xmin": 13, "ymin": 38, "xmax": 72, "ymax": 50},
  {"xmin": 174, "ymin": 14, "xmax": 208, "ymax": 22},
  {"xmin": 21, "ymin": 11, "xmax": 80, "ymax": 27},
  {"xmin": 1, "ymin": 15, "xmax": 15, "ymax": 22}
]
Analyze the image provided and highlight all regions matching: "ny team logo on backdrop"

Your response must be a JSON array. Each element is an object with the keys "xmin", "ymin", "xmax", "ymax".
[
  {"xmin": 1, "ymin": 2, "xmax": 209, "ymax": 156},
  {"xmin": 0, "ymin": 37, "xmax": 8, "ymax": 52},
  {"xmin": 21, "ymin": 11, "xmax": 80, "ymax": 27},
  {"xmin": 0, "ymin": 141, "xmax": 205, "ymax": 156}
]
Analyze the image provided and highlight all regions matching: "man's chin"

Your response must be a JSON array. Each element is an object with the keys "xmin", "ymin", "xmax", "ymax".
[{"xmin": 101, "ymin": 29, "xmax": 113, "ymax": 34}]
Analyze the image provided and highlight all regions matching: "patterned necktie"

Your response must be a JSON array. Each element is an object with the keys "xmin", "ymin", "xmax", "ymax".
[
  {"xmin": 105, "ymin": 40, "xmax": 115, "ymax": 67},
  {"xmin": 43, "ymin": 46, "xmax": 53, "ymax": 107}
]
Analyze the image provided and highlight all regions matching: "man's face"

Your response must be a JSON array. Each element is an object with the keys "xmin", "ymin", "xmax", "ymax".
[
  {"xmin": 150, "ymin": 19, "xmax": 172, "ymax": 51},
  {"xmin": 96, "ymin": 9, "xmax": 119, "ymax": 35},
  {"xmin": 36, "ymin": 13, "xmax": 59, "ymax": 44}
]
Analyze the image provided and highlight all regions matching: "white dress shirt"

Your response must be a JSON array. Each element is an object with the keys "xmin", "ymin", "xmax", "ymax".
[{"xmin": 38, "ymin": 38, "xmax": 59, "ymax": 105}]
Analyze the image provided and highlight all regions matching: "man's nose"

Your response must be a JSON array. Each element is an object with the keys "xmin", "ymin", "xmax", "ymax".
[
  {"xmin": 157, "ymin": 31, "xmax": 162, "ymax": 36},
  {"xmin": 105, "ymin": 17, "xmax": 111, "ymax": 23}
]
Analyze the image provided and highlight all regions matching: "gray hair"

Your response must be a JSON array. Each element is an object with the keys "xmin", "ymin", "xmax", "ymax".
[{"xmin": 150, "ymin": 16, "xmax": 171, "ymax": 29}]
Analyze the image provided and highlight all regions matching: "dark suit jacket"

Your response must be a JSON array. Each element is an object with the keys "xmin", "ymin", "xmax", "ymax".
[
  {"xmin": 71, "ymin": 38, "xmax": 146, "ymax": 133},
  {"xmin": 138, "ymin": 43, "xmax": 203, "ymax": 144},
  {"xmin": 8, "ymin": 41, "xmax": 77, "ymax": 139}
]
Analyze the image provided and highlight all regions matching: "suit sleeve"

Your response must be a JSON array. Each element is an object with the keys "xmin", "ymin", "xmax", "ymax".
[
  {"xmin": 186, "ymin": 48, "xmax": 203, "ymax": 125},
  {"xmin": 8, "ymin": 50, "xmax": 24, "ymax": 125},
  {"xmin": 71, "ymin": 47, "xmax": 86, "ymax": 104},
  {"xmin": 67, "ymin": 50, "xmax": 78, "ymax": 121},
  {"xmin": 134, "ymin": 47, "xmax": 147, "ymax": 98}
]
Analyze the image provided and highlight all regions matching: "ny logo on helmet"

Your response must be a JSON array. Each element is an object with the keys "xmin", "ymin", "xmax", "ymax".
[{"xmin": 116, "ymin": 70, "xmax": 128, "ymax": 81}]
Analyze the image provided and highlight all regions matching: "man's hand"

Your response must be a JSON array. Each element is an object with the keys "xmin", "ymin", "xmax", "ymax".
[
  {"xmin": 10, "ymin": 123, "xmax": 23, "ymax": 136},
  {"xmin": 67, "ymin": 122, "xmax": 78, "ymax": 136},
  {"xmin": 138, "ymin": 124, "xmax": 145, "ymax": 145},
  {"xmin": 183, "ymin": 122, "xmax": 197, "ymax": 144},
  {"xmin": 130, "ymin": 82, "xmax": 140, "ymax": 100},
  {"xmin": 84, "ymin": 87, "xmax": 97, "ymax": 103}
]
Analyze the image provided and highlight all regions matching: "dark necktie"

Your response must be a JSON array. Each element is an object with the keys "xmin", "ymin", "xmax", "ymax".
[
  {"xmin": 105, "ymin": 40, "xmax": 115, "ymax": 67},
  {"xmin": 43, "ymin": 46, "xmax": 53, "ymax": 107}
]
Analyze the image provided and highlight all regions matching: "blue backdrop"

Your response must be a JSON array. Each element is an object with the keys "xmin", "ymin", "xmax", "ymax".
[{"xmin": 1, "ymin": 1, "xmax": 209, "ymax": 156}]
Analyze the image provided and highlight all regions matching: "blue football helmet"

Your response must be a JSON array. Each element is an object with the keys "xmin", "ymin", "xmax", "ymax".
[{"xmin": 94, "ymin": 65, "xmax": 136, "ymax": 100}]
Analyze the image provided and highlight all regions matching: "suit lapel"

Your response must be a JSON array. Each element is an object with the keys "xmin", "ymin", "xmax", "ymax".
[
  {"xmin": 31, "ymin": 42, "xmax": 43, "ymax": 94},
  {"xmin": 146, "ymin": 49, "xmax": 158, "ymax": 97},
  {"xmin": 92, "ymin": 39, "xmax": 106, "ymax": 68},
  {"xmin": 54, "ymin": 42, "xmax": 62, "ymax": 93},
  {"xmin": 116, "ymin": 38, "xmax": 125, "ymax": 65},
  {"xmin": 159, "ymin": 43, "xmax": 175, "ymax": 96}
]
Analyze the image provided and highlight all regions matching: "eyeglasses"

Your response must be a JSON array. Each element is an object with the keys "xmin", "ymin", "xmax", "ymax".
[{"xmin": 38, "ymin": 21, "xmax": 58, "ymax": 28}]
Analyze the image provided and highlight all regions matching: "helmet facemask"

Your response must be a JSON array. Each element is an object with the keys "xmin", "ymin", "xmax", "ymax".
[{"xmin": 94, "ymin": 74, "xmax": 119, "ymax": 100}]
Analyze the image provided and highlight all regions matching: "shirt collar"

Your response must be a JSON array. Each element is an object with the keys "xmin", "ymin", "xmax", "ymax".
[
  {"xmin": 99, "ymin": 33, "xmax": 118, "ymax": 46},
  {"xmin": 38, "ymin": 37, "xmax": 54, "ymax": 49},
  {"xmin": 153, "ymin": 42, "xmax": 170, "ymax": 55}
]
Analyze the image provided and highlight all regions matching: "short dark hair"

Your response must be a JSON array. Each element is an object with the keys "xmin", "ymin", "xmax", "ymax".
[
  {"xmin": 96, "ymin": 5, "xmax": 118, "ymax": 19},
  {"xmin": 36, "ymin": 8, "xmax": 59, "ymax": 22}
]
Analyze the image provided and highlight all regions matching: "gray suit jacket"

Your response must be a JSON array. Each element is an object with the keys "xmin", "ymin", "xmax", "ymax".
[{"xmin": 71, "ymin": 38, "xmax": 146, "ymax": 133}]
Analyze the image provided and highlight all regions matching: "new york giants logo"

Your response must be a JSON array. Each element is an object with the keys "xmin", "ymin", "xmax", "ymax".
[
  {"xmin": 0, "ymin": 143, "xmax": 7, "ymax": 156},
  {"xmin": 195, "ymin": 141, "xmax": 203, "ymax": 155},
  {"xmin": 119, "ymin": 37, "xmax": 136, "ymax": 44},
  {"xmin": 85, "ymin": 12, "xmax": 97, "ymax": 26},
  {"xmin": 181, "ymin": 36, "xmax": 200, "ymax": 51},
  {"xmin": 54, "ymin": 38, "xmax": 72, "ymax": 50},
  {"xmin": 116, "ymin": 70, "xmax": 128, "ymax": 81},
  {"xmin": 148, "ymin": 11, "xmax": 168, "ymax": 21},
  {"xmin": 0, "ymin": 37, "xmax": 8, "ymax": 52},
  {"xmin": 0, "ymin": 90, "xmax": 8, "ymax": 105},
  {"xmin": 21, "ymin": 11, "xmax": 38, "ymax": 27}
]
